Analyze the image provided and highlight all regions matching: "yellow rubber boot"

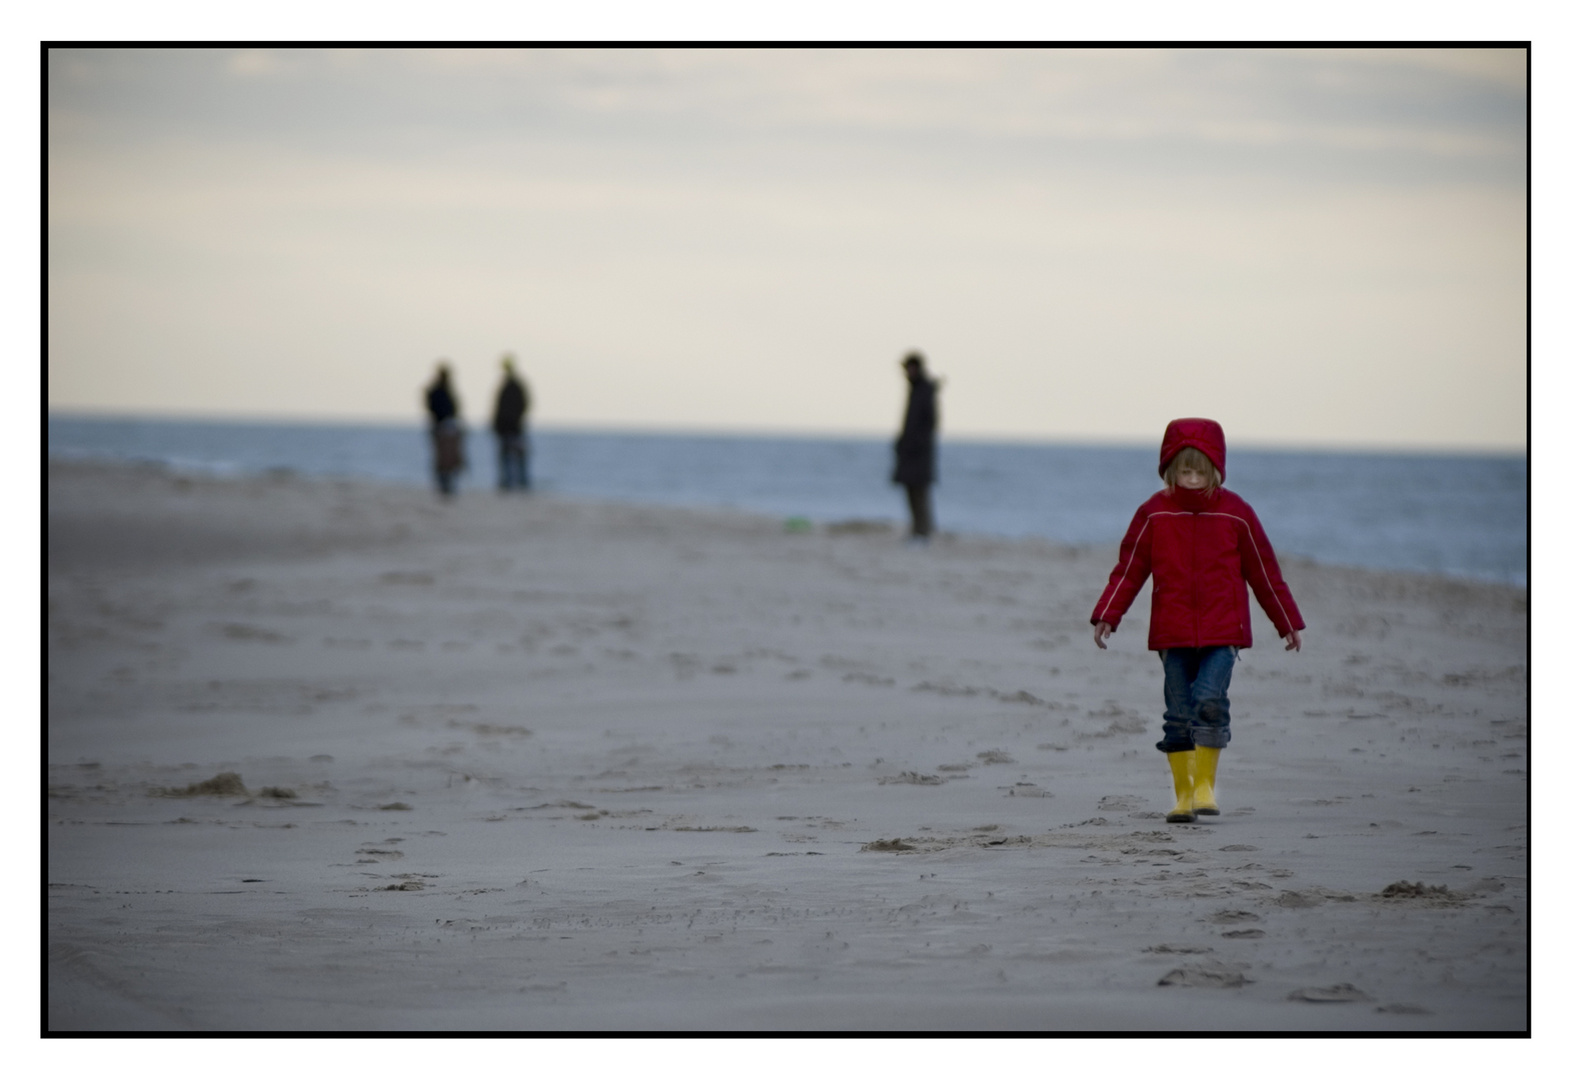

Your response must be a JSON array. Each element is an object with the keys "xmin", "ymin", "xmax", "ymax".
[
  {"xmin": 1193, "ymin": 746, "xmax": 1221, "ymax": 816},
  {"xmin": 1165, "ymin": 751, "xmax": 1196, "ymax": 823}
]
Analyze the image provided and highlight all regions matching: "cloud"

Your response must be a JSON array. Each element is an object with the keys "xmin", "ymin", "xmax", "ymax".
[{"xmin": 52, "ymin": 48, "xmax": 1525, "ymax": 164}]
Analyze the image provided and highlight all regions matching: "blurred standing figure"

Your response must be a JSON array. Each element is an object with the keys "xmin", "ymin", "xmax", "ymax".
[
  {"xmin": 891, "ymin": 351, "xmax": 939, "ymax": 542},
  {"xmin": 425, "ymin": 362, "xmax": 465, "ymax": 497},
  {"xmin": 492, "ymin": 354, "xmax": 531, "ymax": 491}
]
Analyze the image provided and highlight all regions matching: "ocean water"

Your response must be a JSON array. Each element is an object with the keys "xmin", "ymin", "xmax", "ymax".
[{"xmin": 46, "ymin": 414, "xmax": 1527, "ymax": 587}]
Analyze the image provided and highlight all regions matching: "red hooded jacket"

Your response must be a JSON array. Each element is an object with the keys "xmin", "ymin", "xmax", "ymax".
[{"xmin": 1090, "ymin": 419, "xmax": 1305, "ymax": 650}]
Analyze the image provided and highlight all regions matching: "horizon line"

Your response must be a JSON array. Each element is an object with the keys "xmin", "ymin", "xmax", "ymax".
[{"xmin": 45, "ymin": 407, "xmax": 1528, "ymax": 460}]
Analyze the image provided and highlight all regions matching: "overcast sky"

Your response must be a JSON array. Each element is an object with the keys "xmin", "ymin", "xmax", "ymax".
[{"xmin": 47, "ymin": 47, "xmax": 1527, "ymax": 451}]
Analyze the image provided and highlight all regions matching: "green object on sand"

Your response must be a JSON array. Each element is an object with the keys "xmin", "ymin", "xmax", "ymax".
[{"xmin": 784, "ymin": 516, "xmax": 812, "ymax": 534}]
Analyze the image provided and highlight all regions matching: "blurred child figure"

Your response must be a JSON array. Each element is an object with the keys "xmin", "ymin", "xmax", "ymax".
[
  {"xmin": 1090, "ymin": 418, "xmax": 1304, "ymax": 823},
  {"xmin": 425, "ymin": 362, "xmax": 465, "ymax": 497}
]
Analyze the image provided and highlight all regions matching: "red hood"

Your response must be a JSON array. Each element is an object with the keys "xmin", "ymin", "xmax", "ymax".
[{"xmin": 1158, "ymin": 418, "xmax": 1226, "ymax": 480}]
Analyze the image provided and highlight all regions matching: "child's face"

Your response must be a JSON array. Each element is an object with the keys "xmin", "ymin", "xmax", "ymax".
[{"xmin": 1174, "ymin": 464, "xmax": 1211, "ymax": 490}]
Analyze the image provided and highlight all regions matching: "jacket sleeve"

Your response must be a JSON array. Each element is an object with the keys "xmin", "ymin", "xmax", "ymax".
[
  {"xmin": 1090, "ymin": 506, "xmax": 1153, "ymax": 630},
  {"xmin": 1237, "ymin": 503, "xmax": 1305, "ymax": 637}
]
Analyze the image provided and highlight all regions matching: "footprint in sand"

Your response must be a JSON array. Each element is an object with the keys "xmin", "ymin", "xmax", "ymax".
[
  {"xmin": 1287, "ymin": 984, "xmax": 1372, "ymax": 1003},
  {"xmin": 216, "ymin": 623, "xmax": 292, "ymax": 644},
  {"xmin": 1378, "ymin": 881, "xmax": 1461, "ymax": 902},
  {"xmin": 379, "ymin": 571, "xmax": 435, "ymax": 585},
  {"xmin": 1274, "ymin": 888, "xmax": 1355, "ymax": 908},
  {"xmin": 155, "ymin": 772, "xmax": 249, "ymax": 797},
  {"xmin": 1158, "ymin": 962, "xmax": 1250, "ymax": 988},
  {"xmin": 879, "ymin": 772, "xmax": 944, "ymax": 786}
]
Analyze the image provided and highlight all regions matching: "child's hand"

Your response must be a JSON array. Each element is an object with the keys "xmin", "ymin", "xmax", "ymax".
[
  {"xmin": 1283, "ymin": 630, "xmax": 1302, "ymax": 652},
  {"xmin": 1093, "ymin": 621, "xmax": 1113, "ymax": 649}
]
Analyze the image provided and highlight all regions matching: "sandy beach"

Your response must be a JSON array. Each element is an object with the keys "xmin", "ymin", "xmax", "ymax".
[{"xmin": 45, "ymin": 460, "xmax": 1528, "ymax": 1032}]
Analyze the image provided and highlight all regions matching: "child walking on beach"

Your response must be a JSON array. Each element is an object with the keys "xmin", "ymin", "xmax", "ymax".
[{"xmin": 1090, "ymin": 418, "xmax": 1305, "ymax": 823}]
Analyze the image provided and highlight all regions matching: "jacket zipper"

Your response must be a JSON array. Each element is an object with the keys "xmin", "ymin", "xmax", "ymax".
[{"xmin": 1191, "ymin": 512, "xmax": 1201, "ymax": 648}]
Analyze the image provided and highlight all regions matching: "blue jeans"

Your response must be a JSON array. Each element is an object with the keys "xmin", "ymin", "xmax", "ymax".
[{"xmin": 1157, "ymin": 646, "xmax": 1237, "ymax": 753}]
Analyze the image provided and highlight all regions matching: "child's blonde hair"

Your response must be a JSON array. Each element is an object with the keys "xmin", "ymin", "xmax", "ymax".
[{"xmin": 1162, "ymin": 446, "xmax": 1223, "ymax": 492}]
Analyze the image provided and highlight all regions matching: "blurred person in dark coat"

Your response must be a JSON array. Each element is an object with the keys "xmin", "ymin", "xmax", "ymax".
[
  {"xmin": 492, "ymin": 354, "xmax": 531, "ymax": 491},
  {"xmin": 892, "ymin": 351, "xmax": 939, "ymax": 541},
  {"xmin": 425, "ymin": 362, "xmax": 465, "ymax": 498}
]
